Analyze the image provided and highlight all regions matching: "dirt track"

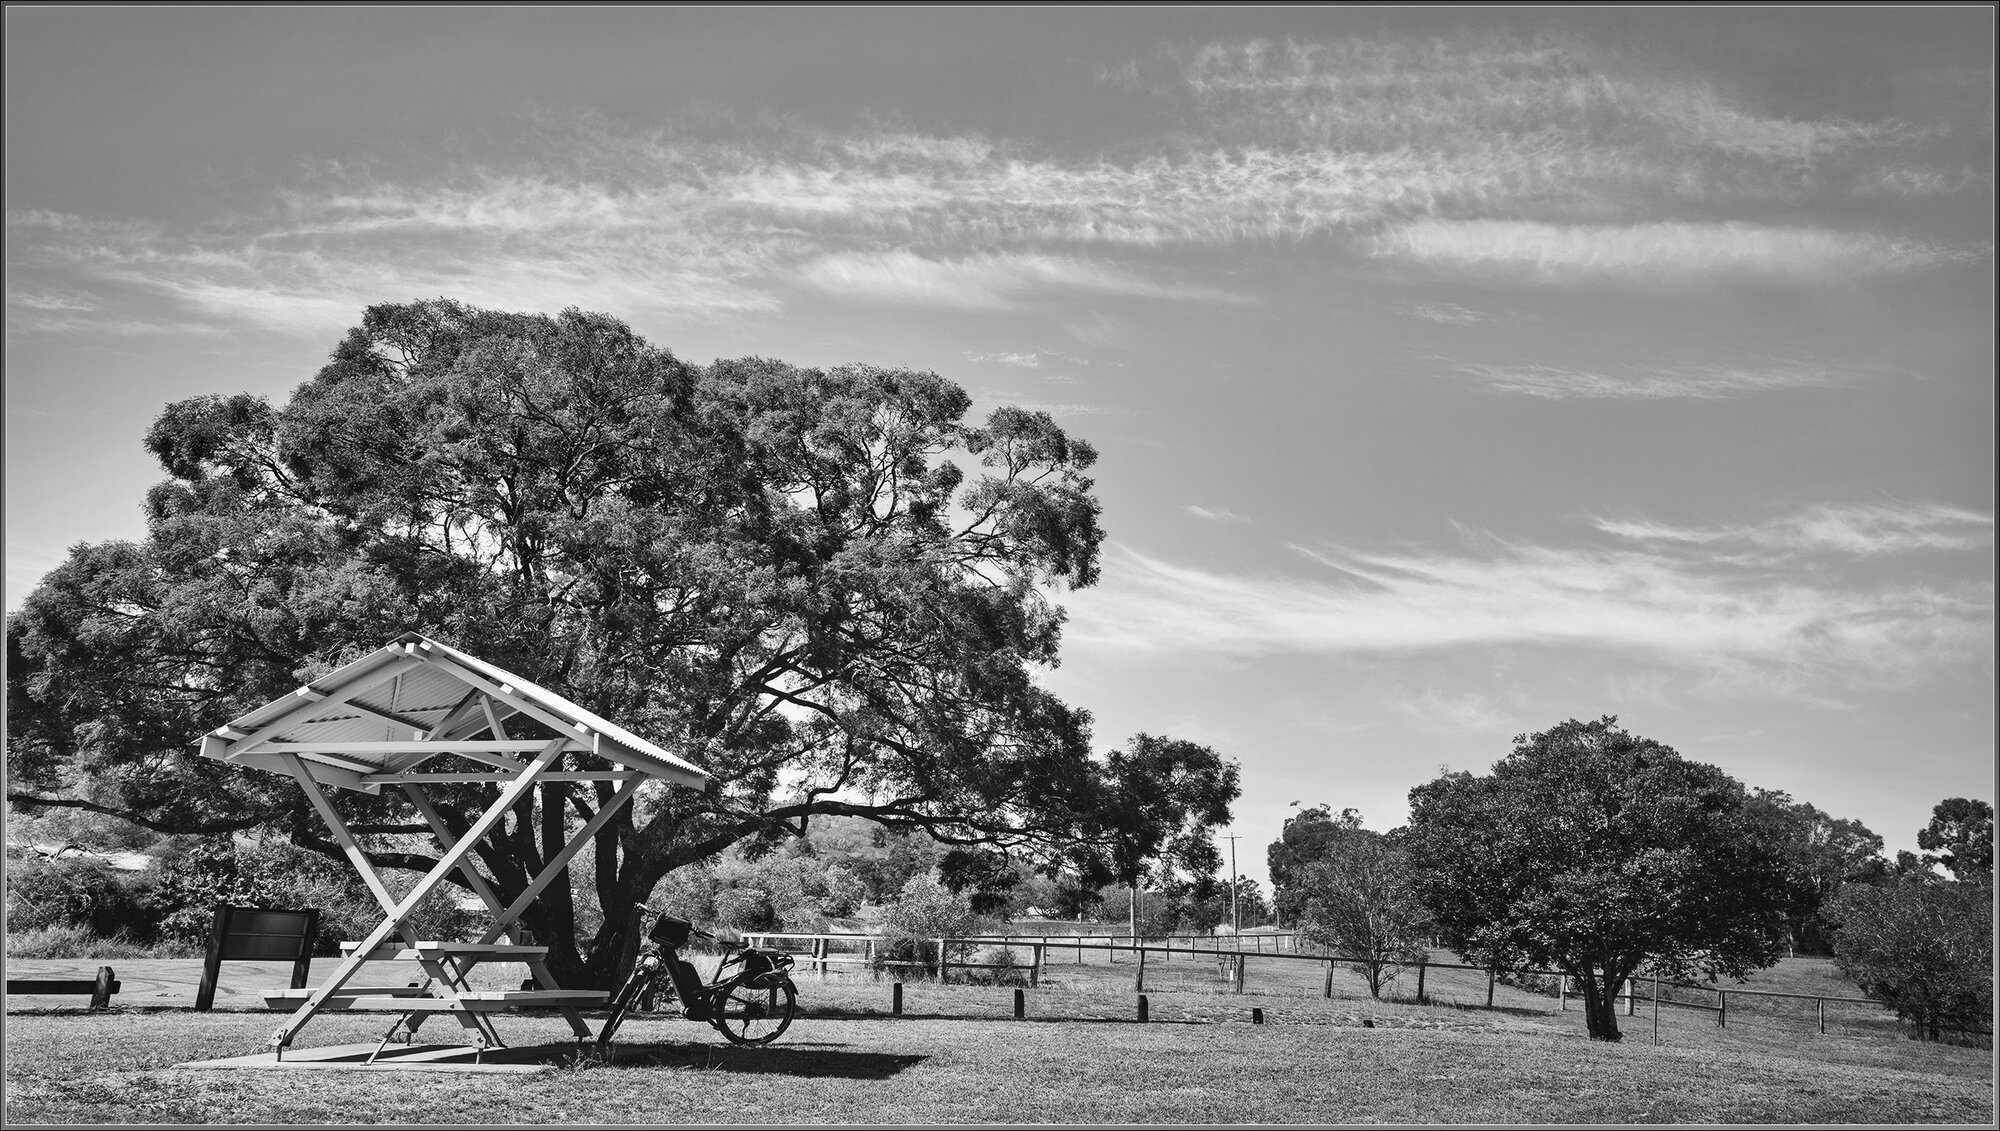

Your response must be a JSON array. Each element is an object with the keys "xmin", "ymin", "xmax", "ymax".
[{"xmin": 4, "ymin": 958, "xmax": 443, "ymax": 1010}]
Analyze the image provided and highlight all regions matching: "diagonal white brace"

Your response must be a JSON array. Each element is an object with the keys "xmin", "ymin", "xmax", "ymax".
[{"xmin": 272, "ymin": 738, "xmax": 567, "ymax": 1050}]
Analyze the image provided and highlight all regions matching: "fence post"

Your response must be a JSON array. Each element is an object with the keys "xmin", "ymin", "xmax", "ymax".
[
  {"xmin": 1717, "ymin": 989, "xmax": 1726, "ymax": 1028},
  {"xmin": 1486, "ymin": 967, "xmax": 1496, "ymax": 1009},
  {"xmin": 1323, "ymin": 959, "xmax": 1334, "ymax": 999},
  {"xmin": 1137, "ymin": 993, "xmax": 1149, "ymax": 1022},
  {"xmin": 90, "ymin": 966, "xmax": 116, "ymax": 1011},
  {"xmin": 1031, "ymin": 943, "xmax": 1041, "ymax": 989},
  {"xmin": 869, "ymin": 937, "xmax": 879, "ymax": 982},
  {"xmin": 1817, "ymin": 996, "xmax": 1825, "ymax": 1035},
  {"xmin": 893, "ymin": 981, "xmax": 903, "ymax": 1016},
  {"xmin": 1014, "ymin": 988, "xmax": 1025, "ymax": 1020},
  {"xmin": 1237, "ymin": 953, "xmax": 1247, "ymax": 994},
  {"xmin": 1623, "ymin": 978, "xmax": 1635, "ymax": 1016},
  {"xmin": 1135, "ymin": 946, "xmax": 1147, "ymax": 993},
  {"xmin": 816, "ymin": 936, "xmax": 828, "ymax": 982},
  {"xmin": 1559, "ymin": 975, "xmax": 1567, "ymax": 1011},
  {"xmin": 1653, "ymin": 974, "xmax": 1660, "ymax": 1046},
  {"xmin": 937, "ymin": 937, "xmax": 947, "ymax": 984},
  {"xmin": 1416, "ymin": 960, "xmax": 1427, "ymax": 1004}
]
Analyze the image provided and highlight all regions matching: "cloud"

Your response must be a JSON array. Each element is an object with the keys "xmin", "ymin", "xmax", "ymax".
[
  {"xmin": 1449, "ymin": 356, "xmax": 1862, "ymax": 399},
  {"xmin": 1186, "ymin": 505, "xmax": 1252, "ymax": 525},
  {"xmin": 1398, "ymin": 302, "xmax": 1498, "ymax": 326},
  {"xmin": 1115, "ymin": 34, "xmax": 1986, "ymax": 203},
  {"xmin": 1373, "ymin": 220, "xmax": 1980, "ymax": 288},
  {"xmin": 6, "ymin": 27, "xmax": 1987, "ymax": 342},
  {"xmin": 1061, "ymin": 510, "xmax": 1992, "ymax": 694},
  {"xmin": 969, "ymin": 352, "xmax": 1042, "ymax": 368},
  {"xmin": 795, "ymin": 250, "xmax": 1243, "ymax": 309},
  {"xmin": 1595, "ymin": 502, "xmax": 1994, "ymax": 556},
  {"xmin": 1389, "ymin": 687, "xmax": 1512, "ymax": 733}
]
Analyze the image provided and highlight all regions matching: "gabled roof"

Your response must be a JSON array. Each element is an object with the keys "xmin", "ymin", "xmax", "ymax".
[{"xmin": 197, "ymin": 632, "xmax": 711, "ymax": 792}]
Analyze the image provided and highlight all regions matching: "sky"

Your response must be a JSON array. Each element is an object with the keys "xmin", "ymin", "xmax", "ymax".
[{"xmin": 6, "ymin": 7, "xmax": 1993, "ymax": 889}]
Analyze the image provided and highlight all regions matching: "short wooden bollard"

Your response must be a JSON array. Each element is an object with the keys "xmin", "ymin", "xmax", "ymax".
[
  {"xmin": 1014, "ymin": 988, "xmax": 1025, "ymax": 1019},
  {"xmin": 1322, "ymin": 960, "xmax": 1334, "ymax": 999},
  {"xmin": 1416, "ymin": 959, "xmax": 1427, "ymax": 1004},
  {"xmin": 1137, "ymin": 994, "xmax": 1149, "ymax": 1022},
  {"xmin": 1251, "ymin": 1007, "xmax": 1264, "ymax": 1024},
  {"xmin": 893, "ymin": 981, "xmax": 904, "ymax": 1016}
]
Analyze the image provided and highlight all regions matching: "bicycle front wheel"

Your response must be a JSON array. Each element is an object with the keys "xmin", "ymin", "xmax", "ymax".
[
  {"xmin": 710, "ymin": 978, "xmax": 796, "ymax": 1046},
  {"xmin": 598, "ymin": 961, "xmax": 658, "ymax": 1045}
]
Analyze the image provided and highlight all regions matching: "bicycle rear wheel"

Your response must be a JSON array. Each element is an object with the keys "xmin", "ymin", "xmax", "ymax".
[
  {"xmin": 710, "ymin": 978, "xmax": 796, "ymax": 1046},
  {"xmin": 597, "ymin": 959, "xmax": 659, "ymax": 1045}
]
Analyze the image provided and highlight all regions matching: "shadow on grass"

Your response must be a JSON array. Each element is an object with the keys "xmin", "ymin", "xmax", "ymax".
[{"xmin": 590, "ymin": 1040, "xmax": 926, "ymax": 1078}]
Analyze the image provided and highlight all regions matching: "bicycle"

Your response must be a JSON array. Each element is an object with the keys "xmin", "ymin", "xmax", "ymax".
[{"xmin": 597, "ymin": 908, "xmax": 798, "ymax": 1046}]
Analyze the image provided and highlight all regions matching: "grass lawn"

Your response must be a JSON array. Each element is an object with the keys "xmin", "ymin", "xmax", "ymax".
[{"xmin": 5, "ymin": 968, "xmax": 1991, "ymax": 1125}]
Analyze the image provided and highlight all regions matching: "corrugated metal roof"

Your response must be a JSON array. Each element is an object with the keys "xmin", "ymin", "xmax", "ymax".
[{"xmin": 198, "ymin": 632, "xmax": 711, "ymax": 790}]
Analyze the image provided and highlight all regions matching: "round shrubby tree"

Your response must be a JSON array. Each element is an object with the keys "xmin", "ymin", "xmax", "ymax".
[{"xmin": 1403, "ymin": 717, "xmax": 1791, "ymax": 1041}]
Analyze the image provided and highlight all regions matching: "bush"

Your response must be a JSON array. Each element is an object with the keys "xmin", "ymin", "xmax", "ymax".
[
  {"xmin": 964, "ymin": 944, "xmax": 1027, "ymax": 986},
  {"xmin": 1497, "ymin": 969, "xmax": 1564, "ymax": 998},
  {"xmin": 873, "ymin": 873, "xmax": 978, "ymax": 978},
  {"xmin": 5, "ymin": 854, "xmax": 157, "ymax": 940},
  {"xmin": 145, "ymin": 837, "xmax": 479, "ymax": 954},
  {"xmin": 1827, "ymin": 879, "xmax": 1992, "ymax": 1044}
]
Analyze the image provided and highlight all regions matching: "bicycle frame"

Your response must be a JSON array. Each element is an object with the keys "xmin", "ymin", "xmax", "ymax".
[{"xmin": 597, "ymin": 912, "xmax": 796, "ymax": 1046}]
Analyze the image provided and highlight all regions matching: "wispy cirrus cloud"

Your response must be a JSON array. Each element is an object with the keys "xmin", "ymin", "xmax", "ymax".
[
  {"xmin": 1373, "ymin": 220, "xmax": 1981, "ymax": 289},
  {"xmin": 1185, "ymin": 505, "xmax": 1252, "ymax": 524},
  {"xmin": 1389, "ymin": 687, "xmax": 1513, "ymax": 733},
  {"xmin": 6, "ymin": 28, "xmax": 1987, "ymax": 341},
  {"xmin": 1062, "ymin": 505, "xmax": 1992, "ymax": 694},
  {"xmin": 1398, "ymin": 302, "xmax": 1499, "ymax": 326},
  {"xmin": 1595, "ymin": 502, "xmax": 1994, "ymax": 556},
  {"xmin": 795, "ymin": 250, "xmax": 1243, "ymax": 309},
  {"xmin": 1448, "ymin": 355, "xmax": 1865, "ymax": 399}
]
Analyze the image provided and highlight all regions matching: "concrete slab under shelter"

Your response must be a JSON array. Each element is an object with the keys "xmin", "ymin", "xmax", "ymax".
[{"xmin": 176, "ymin": 1040, "xmax": 583, "ymax": 1073}]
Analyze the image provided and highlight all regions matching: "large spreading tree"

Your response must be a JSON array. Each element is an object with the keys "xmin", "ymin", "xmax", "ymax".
[
  {"xmin": 1402, "ymin": 717, "xmax": 1791, "ymax": 1041},
  {"xmin": 7, "ymin": 299, "xmax": 1239, "ymax": 987}
]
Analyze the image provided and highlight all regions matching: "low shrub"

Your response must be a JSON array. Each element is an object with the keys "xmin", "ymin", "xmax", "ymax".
[
  {"xmin": 5, "ymin": 923, "xmax": 156, "ymax": 960},
  {"xmin": 6, "ymin": 854, "xmax": 157, "ymax": 940},
  {"xmin": 961, "ymin": 944, "xmax": 1028, "ymax": 986}
]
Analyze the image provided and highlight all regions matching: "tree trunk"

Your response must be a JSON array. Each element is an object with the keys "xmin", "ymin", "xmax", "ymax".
[{"xmin": 1577, "ymin": 968, "xmax": 1623, "ymax": 1041}]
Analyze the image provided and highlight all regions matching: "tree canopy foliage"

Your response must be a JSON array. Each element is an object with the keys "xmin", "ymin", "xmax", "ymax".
[
  {"xmin": 1744, "ymin": 788, "xmax": 1887, "ymax": 956},
  {"xmin": 1286, "ymin": 814, "xmax": 1431, "ymax": 998},
  {"xmin": 1918, "ymin": 798, "xmax": 1994, "ymax": 885},
  {"xmin": 1827, "ymin": 877, "xmax": 1992, "ymax": 1042},
  {"xmin": 1267, "ymin": 803, "xmax": 1362, "ymax": 924},
  {"xmin": 1402, "ymin": 717, "xmax": 1789, "ymax": 1041},
  {"xmin": 7, "ymin": 299, "xmax": 1238, "ymax": 986}
]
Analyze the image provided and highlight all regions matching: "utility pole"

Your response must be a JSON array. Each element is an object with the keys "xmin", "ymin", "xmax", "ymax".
[{"xmin": 1222, "ymin": 834, "xmax": 1241, "ymax": 936}]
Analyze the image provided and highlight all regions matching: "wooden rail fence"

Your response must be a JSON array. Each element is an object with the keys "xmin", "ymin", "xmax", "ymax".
[{"xmin": 742, "ymin": 931, "xmax": 1886, "ymax": 1037}]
